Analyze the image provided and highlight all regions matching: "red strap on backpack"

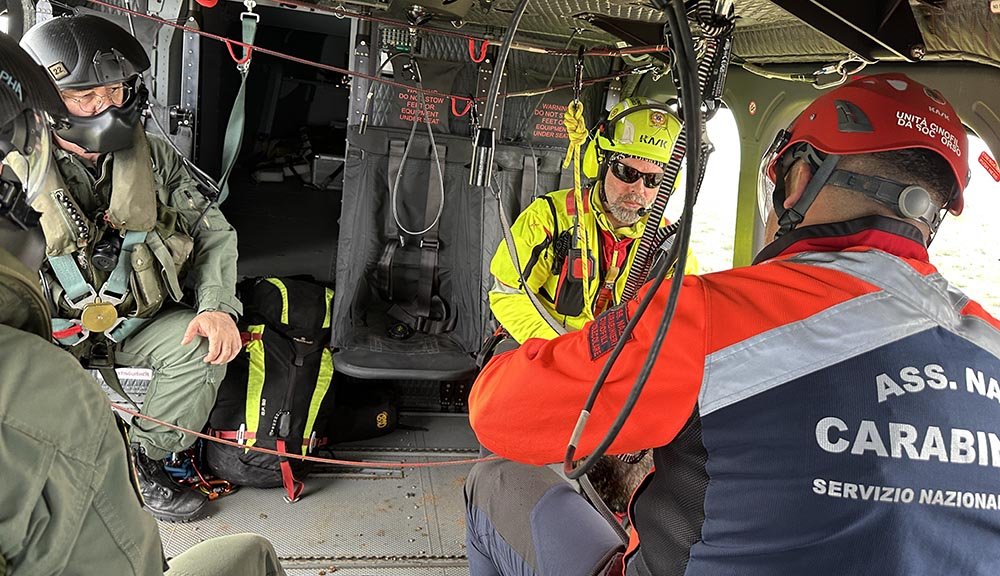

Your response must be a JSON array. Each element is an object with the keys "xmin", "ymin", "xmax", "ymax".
[{"xmin": 276, "ymin": 439, "xmax": 304, "ymax": 503}]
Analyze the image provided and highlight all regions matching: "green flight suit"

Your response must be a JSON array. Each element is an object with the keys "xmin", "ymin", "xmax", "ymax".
[
  {"xmin": 48, "ymin": 135, "xmax": 241, "ymax": 460},
  {"xmin": 0, "ymin": 248, "xmax": 284, "ymax": 576}
]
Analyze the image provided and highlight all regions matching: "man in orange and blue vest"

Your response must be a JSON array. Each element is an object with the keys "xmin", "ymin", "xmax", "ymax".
[{"xmin": 466, "ymin": 73, "xmax": 1000, "ymax": 576}]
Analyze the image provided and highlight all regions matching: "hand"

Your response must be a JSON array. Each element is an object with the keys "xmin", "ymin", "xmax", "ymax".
[{"xmin": 181, "ymin": 311, "xmax": 242, "ymax": 364}]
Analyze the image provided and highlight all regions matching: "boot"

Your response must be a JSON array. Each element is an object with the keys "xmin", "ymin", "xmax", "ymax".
[{"xmin": 130, "ymin": 443, "xmax": 206, "ymax": 522}]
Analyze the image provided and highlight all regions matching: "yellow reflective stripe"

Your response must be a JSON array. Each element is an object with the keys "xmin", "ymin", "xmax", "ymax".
[
  {"xmin": 245, "ymin": 324, "xmax": 266, "ymax": 449},
  {"xmin": 322, "ymin": 287, "xmax": 334, "ymax": 329},
  {"xmin": 264, "ymin": 278, "xmax": 289, "ymax": 324},
  {"xmin": 302, "ymin": 348, "xmax": 334, "ymax": 455}
]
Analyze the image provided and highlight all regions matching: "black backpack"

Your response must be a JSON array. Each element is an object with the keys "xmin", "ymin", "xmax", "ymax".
[{"xmin": 205, "ymin": 277, "xmax": 335, "ymax": 502}]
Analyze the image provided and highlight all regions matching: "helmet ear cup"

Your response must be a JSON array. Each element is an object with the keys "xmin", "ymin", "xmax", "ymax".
[
  {"xmin": 582, "ymin": 134, "xmax": 601, "ymax": 179},
  {"xmin": 897, "ymin": 185, "xmax": 932, "ymax": 219}
]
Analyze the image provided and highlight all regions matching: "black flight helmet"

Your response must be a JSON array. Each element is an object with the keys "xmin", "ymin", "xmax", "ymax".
[
  {"xmin": 20, "ymin": 14, "xmax": 150, "ymax": 153},
  {"xmin": 0, "ymin": 31, "xmax": 67, "ymax": 157}
]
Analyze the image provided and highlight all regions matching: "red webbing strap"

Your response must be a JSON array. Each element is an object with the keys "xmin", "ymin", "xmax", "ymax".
[
  {"xmin": 239, "ymin": 331, "xmax": 263, "ymax": 346},
  {"xmin": 53, "ymin": 323, "xmax": 84, "ymax": 340},
  {"xmin": 276, "ymin": 439, "xmax": 304, "ymax": 503}
]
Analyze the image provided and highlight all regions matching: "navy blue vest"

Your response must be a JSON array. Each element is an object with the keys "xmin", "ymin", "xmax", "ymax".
[{"xmin": 628, "ymin": 248, "xmax": 1000, "ymax": 576}]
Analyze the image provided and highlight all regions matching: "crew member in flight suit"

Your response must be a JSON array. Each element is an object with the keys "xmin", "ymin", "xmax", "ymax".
[
  {"xmin": 0, "ymin": 30, "xmax": 284, "ymax": 576},
  {"xmin": 20, "ymin": 15, "xmax": 242, "ymax": 521}
]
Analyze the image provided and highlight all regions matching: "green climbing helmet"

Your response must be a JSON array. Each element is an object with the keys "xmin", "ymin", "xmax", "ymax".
[{"xmin": 582, "ymin": 96, "xmax": 682, "ymax": 178}]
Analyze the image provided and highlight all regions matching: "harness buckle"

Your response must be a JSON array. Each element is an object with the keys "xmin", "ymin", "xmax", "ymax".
[
  {"xmin": 98, "ymin": 285, "xmax": 127, "ymax": 307},
  {"xmin": 80, "ymin": 299, "xmax": 119, "ymax": 333},
  {"xmin": 64, "ymin": 284, "xmax": 98, "ymax": 310},
  {"xmin": 236, "ymin": 423, "xmax": 247, "ymax": 446},
  {"xmin": 52, "ymin": 318, "xmax": 90, "ymax": 345},
  {"xmin": 104, "ymin": 317, "xmax": 130, "ymax": 342},
  {"xmin": 419, "ymin": 238, "xmax": 439, "ymax": 250}
]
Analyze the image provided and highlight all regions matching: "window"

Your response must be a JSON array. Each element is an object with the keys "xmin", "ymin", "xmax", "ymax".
[
  {"xmin": 665, "ymin": 107, "xmax": 740, "ymax": 274},
  {"xmin": 929, "ymin": 134, "xmax": 1000, "ymax": 314}
]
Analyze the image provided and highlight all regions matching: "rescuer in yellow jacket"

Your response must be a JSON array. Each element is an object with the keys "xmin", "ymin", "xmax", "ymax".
[{"xmin": 490, "ymin": 97, "xmax": 698, "ymax": 343}]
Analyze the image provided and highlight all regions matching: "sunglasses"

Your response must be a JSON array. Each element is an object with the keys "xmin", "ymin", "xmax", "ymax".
[{"xmin": 609, "ymin": 159, "xmax": 665, "ymax": 188}]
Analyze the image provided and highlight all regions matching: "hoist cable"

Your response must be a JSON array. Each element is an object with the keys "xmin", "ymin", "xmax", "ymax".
[{"xmin": 563, "ymin": 0, "xmax": 704, "ymax": 480}]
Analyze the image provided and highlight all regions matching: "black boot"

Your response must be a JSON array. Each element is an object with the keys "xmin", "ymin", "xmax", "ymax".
[{"xmin": 130, "ymin": 443, "xmax": 206, "ymax": 522}]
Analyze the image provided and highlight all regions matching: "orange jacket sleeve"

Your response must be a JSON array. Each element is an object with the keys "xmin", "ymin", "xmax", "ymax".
[{"xmin": 469, "ymin": 275, "xmax": 708, "ymax": 465}]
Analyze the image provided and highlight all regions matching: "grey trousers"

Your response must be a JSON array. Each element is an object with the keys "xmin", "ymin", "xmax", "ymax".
[{"xmin": 464, "ymin": 459, "xmax": 625, "ymax": 576}]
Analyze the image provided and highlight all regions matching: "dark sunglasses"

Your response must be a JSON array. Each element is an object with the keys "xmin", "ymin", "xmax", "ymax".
[{"xmin": 609, "ymin": 159, "xmax": 665, "ymax": 188}]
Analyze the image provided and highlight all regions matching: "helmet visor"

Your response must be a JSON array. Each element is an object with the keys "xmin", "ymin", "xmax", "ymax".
[
  {"xmin": 3, "ymin": 110, "xmax": 54, "ymax": 205},
  {"xmin": 757, "ymin": 129, "xmax": 791, "ymax": 226}
]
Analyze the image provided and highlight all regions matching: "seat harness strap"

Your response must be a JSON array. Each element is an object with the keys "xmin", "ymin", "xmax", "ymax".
[{"xmin": 217, "ymin": 5, "xmax": 259, "ymax": 203}]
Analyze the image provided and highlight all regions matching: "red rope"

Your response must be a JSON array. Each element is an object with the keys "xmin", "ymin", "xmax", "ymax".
[
  {"xmin": 84, "ymin": 0, "xmax": 649, "ymax": 107},
  {"xmin": 110, "ymin": 402, "xmax": 496, "ymax": 469},
  {"xmin": 86, "ymin": 0, "xmax": 474, "ymax": 103},
  {"xmin": 192, "ymin": 0, "xmax": 670, "ymax": 58}
]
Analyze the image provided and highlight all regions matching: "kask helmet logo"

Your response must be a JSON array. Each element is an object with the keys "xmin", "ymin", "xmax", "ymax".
[{"xmin": 924, "ymin": 86, "xmax": 948, "ymax": 106}]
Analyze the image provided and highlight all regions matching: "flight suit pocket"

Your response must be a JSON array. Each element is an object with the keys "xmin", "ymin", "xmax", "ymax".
[
  {"xmin": 163, "ymin": 231, "xmax": 194, "ymax": 277},
  {"xmin": 130, "ymin": 243, "xmax": 165, "ymax": 317},
  {"xmin": 154, "ymin": 205, "xmax": 195, "ymax": 279}
]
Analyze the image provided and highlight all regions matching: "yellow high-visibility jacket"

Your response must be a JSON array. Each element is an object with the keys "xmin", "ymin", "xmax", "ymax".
[{"xmin": 489, "ymin": 185, "xmax": 698, "ymax": 343}]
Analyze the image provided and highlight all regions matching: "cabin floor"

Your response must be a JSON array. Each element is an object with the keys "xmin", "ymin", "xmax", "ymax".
[{"xmin": 157, "ymin": 413, "xmax": 478, "ymax": 575}]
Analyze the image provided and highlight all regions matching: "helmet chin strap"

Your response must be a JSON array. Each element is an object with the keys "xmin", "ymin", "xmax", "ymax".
[
  {"xmin": 774, "ymin": 143, "xmax": 946, "ymax": 245},
  {"xmin": 824, "ymin": 169, "xmax": 946, "ymax": 245},
  {"xmin": 774, "ymin": 144, "xmax": 841, "ymax": 237}
]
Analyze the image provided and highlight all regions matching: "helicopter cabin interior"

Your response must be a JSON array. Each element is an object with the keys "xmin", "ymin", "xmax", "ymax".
[{"xmin": 4, "ymin": 0, "xmax": 999, "ymax": 573}]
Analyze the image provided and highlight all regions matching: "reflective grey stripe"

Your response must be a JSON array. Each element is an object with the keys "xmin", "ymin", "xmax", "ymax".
[
  {"xmin": 490, "ymin": 278, "xmax": 521, "ymax": 295},
  {"xmin": 792, "ymin": 250, "xmax": 1000, "ymax": 360},
  {"xmin": 699, "ymin": 290, "xmax": 934, "ymax": 416},
  {"xmin": 699, "ymin": 250, "xmax": 1000, "ymax": 416}
]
